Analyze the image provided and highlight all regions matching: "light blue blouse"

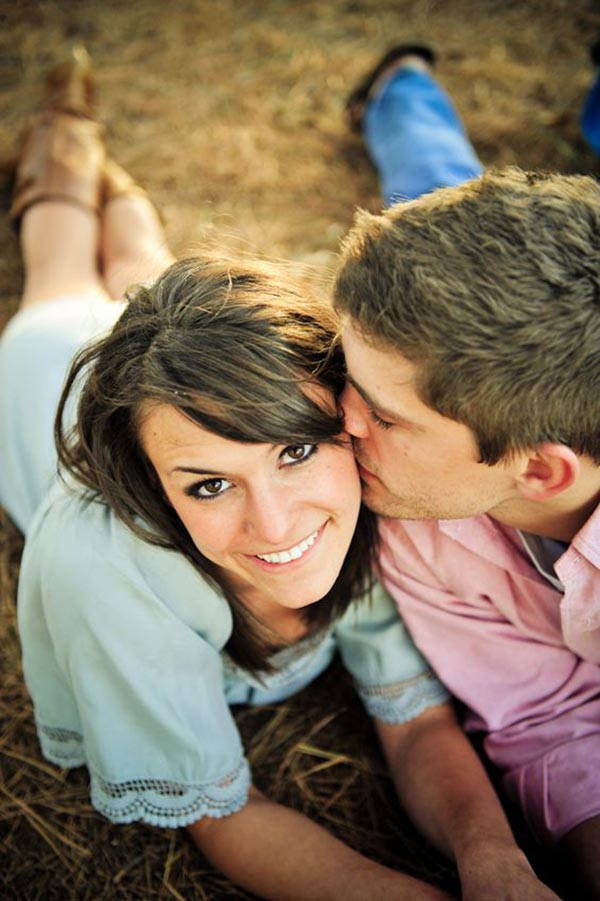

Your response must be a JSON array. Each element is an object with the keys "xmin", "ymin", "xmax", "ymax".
[{"xmin": 18, "ymin": 479, "xmax": 449, "ymax": 829}]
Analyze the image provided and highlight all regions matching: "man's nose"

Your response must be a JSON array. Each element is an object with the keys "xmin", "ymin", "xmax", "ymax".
[{"xmin": 340, "ymin": 383, "xmax": 370, "ymax": 438}]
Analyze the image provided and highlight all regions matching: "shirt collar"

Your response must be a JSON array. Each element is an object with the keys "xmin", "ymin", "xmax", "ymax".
[{"xmin": 438, "ymin": 515, "xmax": 537, "ymax": 579}]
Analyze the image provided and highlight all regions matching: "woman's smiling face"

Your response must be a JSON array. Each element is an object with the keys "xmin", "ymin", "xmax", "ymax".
[{"xmin": 139, "ymin": 402, "xmax": 362, "ymax": 621}]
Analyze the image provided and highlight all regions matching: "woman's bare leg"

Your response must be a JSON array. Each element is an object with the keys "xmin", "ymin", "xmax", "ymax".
[
  {"xmin": 20, "ymin": 201, "xmax": 109, "ymax": 311},
  {"xmin": 13, "ymin": 48, "xmax": 109, "ymax": 311},
  {"xmin": 101, "ymin": 188, "xmax": 175, "ymax": 300}
]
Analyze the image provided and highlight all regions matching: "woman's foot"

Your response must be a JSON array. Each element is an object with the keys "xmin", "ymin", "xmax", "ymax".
[
  {"xmin": 15, "ymin": 48, "xmax": 110, "ymax": 309},
  {"xmin": 345, "ymin": 43, "xmax": 436, "ymax": 132},
  {"xmin": 10, "ymin": 46, "xmax": 105, "ymax": 225}
]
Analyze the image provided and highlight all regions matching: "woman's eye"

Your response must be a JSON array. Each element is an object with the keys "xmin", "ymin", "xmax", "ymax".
[
  {"xmin": 186, "ymin": 477, "xmax": 232, "ymax": 499},
  {"xmin": 281, "ymin": 443, "xmax": 317, "ymax": 465}
]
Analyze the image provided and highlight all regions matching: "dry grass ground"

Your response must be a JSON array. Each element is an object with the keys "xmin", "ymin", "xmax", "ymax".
[{"xmin": 1, "ymin": 0, "xmax": 599, "ymax": 898}]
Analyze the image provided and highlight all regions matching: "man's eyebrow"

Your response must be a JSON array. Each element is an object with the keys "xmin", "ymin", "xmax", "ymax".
[{"xmin": 346, "ymin": 373, "xmax": 406, "ymax": 423}]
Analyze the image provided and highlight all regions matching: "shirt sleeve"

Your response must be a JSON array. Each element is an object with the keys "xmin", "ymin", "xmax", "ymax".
[
  {"xmin": 333, "ymin": 579, "xmax": 450, "ymax": 724},
  {"xmin": 18, "ymin": 487, "xmax": 251, "ymax": 828}
]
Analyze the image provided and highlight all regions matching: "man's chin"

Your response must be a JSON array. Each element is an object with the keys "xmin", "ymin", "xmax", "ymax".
[
  {"xmin": 361, "ymin": 485, "xmax": 425, "ymax": 520},
  {"xmin": 361, "ymin": 485, "xmax": 402, "ymax": 518}
]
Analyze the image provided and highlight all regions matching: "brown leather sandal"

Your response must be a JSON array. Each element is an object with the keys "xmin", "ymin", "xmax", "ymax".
[
  {"xmin": 10, "ymin": 112, "xmax": 106, "ymax": 224},
  {"xmin": 11, "ymin": 47, "xmax": 164, "ymax": 227},
  {"xmin": 9, "ymin": 46, "xmax": 105, "ymax": 226}
]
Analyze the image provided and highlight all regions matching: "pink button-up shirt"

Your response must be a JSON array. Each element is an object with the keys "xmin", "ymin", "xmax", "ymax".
[{"xmin": 378, "ymin": 509, "xmax": 600, "ymax": 845}]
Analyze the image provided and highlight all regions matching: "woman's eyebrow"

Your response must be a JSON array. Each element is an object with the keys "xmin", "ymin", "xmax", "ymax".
[
  {"xmin": 171, "ymin": 444, "xmax": 281, "ymax": 476},
  {"xmin": 171, "ymin": 465, "xmax": 224, "ymax": 476}
]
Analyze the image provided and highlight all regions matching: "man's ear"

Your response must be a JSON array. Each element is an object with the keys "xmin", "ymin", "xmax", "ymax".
[{"xmin": 515, "ymin": 443, "xmax": 580, "ymax": 501}]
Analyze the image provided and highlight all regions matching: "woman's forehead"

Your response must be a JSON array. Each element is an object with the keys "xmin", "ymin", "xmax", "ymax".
[
  {"xmin": 136, "ymin": 375, "xmax": 339, "ymax": 457},
  {"xmin": 138, "ymin": 402, "xmax": 289, "ymax": 476}
]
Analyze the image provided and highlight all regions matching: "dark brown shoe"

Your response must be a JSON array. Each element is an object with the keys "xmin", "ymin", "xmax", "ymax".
[{"xmin": 345, "ymin": 43, "xmax": 436, "ymax": 132}]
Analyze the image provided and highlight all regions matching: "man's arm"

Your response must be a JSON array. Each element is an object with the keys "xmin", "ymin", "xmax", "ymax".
[
  {"xmin": 188, "ymin": 785, "xmax": 452, "ymax": 900},
  {"xmin": 375, "ymin": 702, "xmax": 560, "ymax": 901}
]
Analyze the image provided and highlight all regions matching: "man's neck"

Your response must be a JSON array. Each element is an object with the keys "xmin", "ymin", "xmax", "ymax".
[
  {"xmin": 490, "ymin": 474, "xmax": 600, "ymax": 542},
  {"xmin": 491, "ymin": 504, "xmax": 590, "ymax": 542}
]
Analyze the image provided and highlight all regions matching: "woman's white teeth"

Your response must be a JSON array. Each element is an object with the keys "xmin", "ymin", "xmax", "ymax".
[{"xmin": 257, "ymin": 529, "xmax": 319, "ymax": 564}]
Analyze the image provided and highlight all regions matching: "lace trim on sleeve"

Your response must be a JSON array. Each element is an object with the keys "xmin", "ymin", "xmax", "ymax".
[
  {"xmin": 90, "ymin": 758, "xmax": 251, "ymax": 828},
  {"xmin": 356, "ymin": 670, "xmax": 451, "ymax": 724},
  {"xmin": 36, "ymin": 721, "xmax": 251, "ymax": 828}
]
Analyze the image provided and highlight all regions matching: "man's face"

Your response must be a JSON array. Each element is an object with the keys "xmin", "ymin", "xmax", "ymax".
[{"xmin": 341, "ymin": 320, "xmax": 522, "ymax": 520}]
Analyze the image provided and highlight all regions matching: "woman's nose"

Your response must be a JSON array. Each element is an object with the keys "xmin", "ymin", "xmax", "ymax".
[{"xmin": 246, "ymin": 485, "xmax": 297, "ymax": 546}]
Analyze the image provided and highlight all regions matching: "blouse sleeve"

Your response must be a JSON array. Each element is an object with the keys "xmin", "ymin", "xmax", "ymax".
[
  {"xmin": 333, "ymin": 580, "xmax": 450, "ymax": 724},
  {"xmin": 18, "ymin": 486, "xmax": 251, "ymax": 828}
]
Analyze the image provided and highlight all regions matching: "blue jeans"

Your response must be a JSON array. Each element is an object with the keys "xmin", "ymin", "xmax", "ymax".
[
  {"xmin": 582, "ymin": 68, "xmax": 600, "ymax": 155},
  {"xmin": 364, "ymin": 68, "xmax": 483, "ymax": 206}
]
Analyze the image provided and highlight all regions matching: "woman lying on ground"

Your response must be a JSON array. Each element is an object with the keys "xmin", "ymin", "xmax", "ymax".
[{"xmin": 0, "ymin": 48, "xmax": 557, "ymax": 900}]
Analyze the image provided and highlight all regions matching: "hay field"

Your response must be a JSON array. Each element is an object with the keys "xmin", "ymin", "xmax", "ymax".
[{"xmin": 1, "ymin": 0, "xmax": 599, "ymax": 898}]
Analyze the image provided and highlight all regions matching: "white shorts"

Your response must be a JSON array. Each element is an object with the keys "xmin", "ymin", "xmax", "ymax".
[{"xmin": 0, "ymin": 297, "xmax": 124, "ymax": 532}]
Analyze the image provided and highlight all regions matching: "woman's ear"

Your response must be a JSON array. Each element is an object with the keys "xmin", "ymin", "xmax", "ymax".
[{"xmin": 515, "ymin": 443, "xmax": 580, "ymax": 501}]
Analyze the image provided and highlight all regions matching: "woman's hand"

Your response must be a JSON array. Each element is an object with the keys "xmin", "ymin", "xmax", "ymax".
[
  {"xmin": 456, "ymin": 840, "xmax": 560, "ymax": 900},
  {"xmin": 375, "ymin": 703, "xmax": 560, "ymax": 901}
]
